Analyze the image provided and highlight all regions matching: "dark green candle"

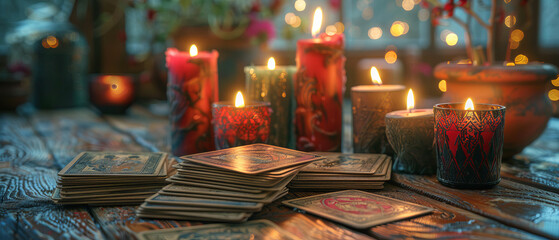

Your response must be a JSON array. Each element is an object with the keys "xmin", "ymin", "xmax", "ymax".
[{"xmin": 245, "ymin": 59, "xmax": 295, "ymax": 147}]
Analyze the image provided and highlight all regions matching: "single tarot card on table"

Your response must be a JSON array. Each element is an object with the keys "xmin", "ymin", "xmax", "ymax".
[
  {"xmin": 302, "ymin": 153, "xmax": 387, "ymax": 174},
  {"xmin": 282, "ymin": 190, "xmax": 433, "ymax": 229},
  {"xmin": 180, "ymin": 144, "xmax": 323, "ymax": 174},
  {"xmin": 136, "ymin": 219, "xmax": 300, "ymax": 240},
  {"xmin": 59, "ymin": 152, "xmax": 167, "ymax": 177}
]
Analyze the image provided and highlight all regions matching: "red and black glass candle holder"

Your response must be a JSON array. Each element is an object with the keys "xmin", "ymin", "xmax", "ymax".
[
  {"xmin": 212, "ymin": 102, "xmax": 272, "ymax": 149},
  {"xmin": 434, "ymin": 103, "xmax": 506, "ymax": 189}
]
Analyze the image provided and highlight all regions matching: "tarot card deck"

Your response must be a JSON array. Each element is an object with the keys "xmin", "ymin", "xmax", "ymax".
[
  {"xmin": 52, "ymin": 152, "xmax": 168, "ymax": 205},
  {"xmin": 289, "ymin": 153, "xmax": 392, "ymax": 190},
  {"xmin": 137, "ymin": 144, "xmax": 323, "ymax": 222}
]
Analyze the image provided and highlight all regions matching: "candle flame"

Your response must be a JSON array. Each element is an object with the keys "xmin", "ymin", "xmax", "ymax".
[
  {"xmin": 311, "ymin": 7, "xmax": 323, "ymax": 38},
  {"xmin": 370, "ymin": 67, "xmax": 382, "ymax": 85},
  {"xmin": 235, "ymin": 91, "xmax": 245, "ymax": 108},
  {"xmin": 189, "ymin": 44, "xmax": 198, "ymax": 57},
  {"xmin": 407, "ymin": 89, "xmax": 414, "ymax": 112},
  {"xmin": 267, "ymin": 57, "xmax": 276, "ymax": 70},
  {"xmin": 465, "ymin": 98, "xmax": 474, "ymax": 110}
]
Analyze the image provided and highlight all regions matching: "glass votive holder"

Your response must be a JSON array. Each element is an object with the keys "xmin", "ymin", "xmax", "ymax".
[
  {"xmin": 212, "ymin": 102, "xmax": 272, "ymax": 149},
  {"xmin": 434, "ymin": 103, "xmax": 506, "ymax": 189},
  {"xmin": 386, "ymin": 109, "xmax": 436, "ymax": 174}
]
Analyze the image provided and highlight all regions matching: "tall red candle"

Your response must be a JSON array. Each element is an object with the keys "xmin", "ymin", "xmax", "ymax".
[
  {"xmin": 166, "ymin": 45, "xmax": 218, "ymax": 156},
  {"xmin": 295, "ymin": 7, "xmax": 346, "ymax": 152}
]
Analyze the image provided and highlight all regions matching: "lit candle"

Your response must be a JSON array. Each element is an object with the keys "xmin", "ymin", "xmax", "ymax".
[
  {"xmin": 351, "ymin": 67, "xmax": 406, "ymax": 154},
  {"xmin": 166, "ymin": 44, "xmax": 218, "ymax": 155},
  {"xmin": 245, "ymin": 57, "xmax": 296, "ymax": 147},
  {"xmin": 295, "ymin": 7, "xmax": 346, "ymax": 152},
  {"xmin": 385, "ymin": 89, "xmax": 436, "ymax": 174},
  {"xmin": 434, "ymin": 99, "xmax": 506, "ymax": 189},
  {"xmin": 212, "ymin": 91, "xmax": 272, "ymax": 149},
  {"xmin": 89, "ymin": 75, "xmax": 135, "ymax": 114}
]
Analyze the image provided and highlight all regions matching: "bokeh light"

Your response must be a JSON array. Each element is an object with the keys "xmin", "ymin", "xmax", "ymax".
[
  {"xmin": 439, "ymin": 80, "xmax": 447, "ymax": 92},
  {"xmin": 511, "ymin": 29, "xmax": 524, "ymax": 42},
  {"xmin": 551, "ymin": 76, "xmax": 559, "ymax": 87},
  {"xmin": 362, "ymin": 7, "xmax": 374, "ymax": 20},
  {"xmin": 325, "ymin": 25, "xmax": 337, "ymax": 36},
  {"xmin": 368, "ymin": 27, "xmax": 383, "ymax": 40},
  {"xmin": 390, "ymin": 21, "xmax": 408, "ymax": 37},
  {"xmin": 510, "ymin": 40, "xmax": 520, "ymax": 49},
  {"xmin": 445, "ymin": 33, "xmax": 458, "ymax": 46},
  {"xmin": 294, "ymin": 0, "xmax": 306, "ymax": 11},
  {"xmin": 514, "ymin": 54, "xmax": 528, "ymax": 64},
  {"xmin": 385, "ymin": 50, "xmax": 397, "ymax": 64},
  {"xmin": 43, "ymin": 36, "xmax": 59, "ymax": 48},
  {"xmin": 418, "ymin": 9, "xmax": 429, "ymax": 21},
  {"xmin": 291, "ymin": 16, "xmax": 301, "ymax": 28},
  {"xmin": 285, "ymin": 13, "xmax": 295, "ymax": 24},
  {"xmin": 549, "ymin": 89, "xmax": 559, "ymax": 101},
  {"xmin": 402, "ymin": 0, "xmax": 415, "ymax": 11},
  {"xmin": 335, "ymin": 22, "xmax": 345, "ymax": 33},
  {"xmin": 505, "ymin": 15, "xmax": 516, "ymax": 28}
]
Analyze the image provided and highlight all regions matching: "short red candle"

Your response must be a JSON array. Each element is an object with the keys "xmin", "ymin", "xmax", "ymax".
[
  {"xmin": 166, "ymin": 46, "xmax": 218, "ymax": 156},
  {"xmin": 90, "ymin": 75, "xmax": 134, "ymax": 113},
  {"xmin": 212, "ymin": 93, "xmax": 271, "ymax": 149},
  {"xmin": 295, "ymin": 33, "xmax": 346, "ymax": 152}
]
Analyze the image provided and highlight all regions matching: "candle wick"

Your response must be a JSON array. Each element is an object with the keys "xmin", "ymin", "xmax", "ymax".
[{"xmin": 408, "ymin": 108, "xmax": 412, "ymax": 113}]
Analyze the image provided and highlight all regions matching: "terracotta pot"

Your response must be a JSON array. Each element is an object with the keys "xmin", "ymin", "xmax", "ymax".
[{"xmin": 434, "ymin": 62, "xmax": 558, "ymax": 159}]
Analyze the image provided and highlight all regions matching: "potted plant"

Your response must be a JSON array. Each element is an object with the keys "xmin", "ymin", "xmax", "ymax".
[{"xmin": 423, "ymin": 0, "xmax": 558, "ymax": 158}]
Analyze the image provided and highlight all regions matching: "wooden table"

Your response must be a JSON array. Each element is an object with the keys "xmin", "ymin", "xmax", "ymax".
[{"xmin": 1, "ymin": 104, "xmax": 558, "ymax": 240}]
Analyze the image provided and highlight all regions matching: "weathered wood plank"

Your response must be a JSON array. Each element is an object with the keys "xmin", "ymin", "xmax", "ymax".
[
  {"xmin": 369, "ymin": 184, "xmax": 545, "ymax": 240},
  {"xmin": 102, "ymin": 105, "xmax": 171, "ymax": 154},
  {"xmin": 392, "ymin": 173, "xmax": 559, "ymax": 239},
  {"xmin": 8, "ymin": 206, "xmax": 104, "ymax": 240},
  {"xmin": 0, "ymin": 166, "xmax": 57, "ymax": 208},
  {"xmin": 285, "ymin": 186, "xmax": 543, "ymax": 240},
  {"xmin": 91, "ymin": 206, "xmax": 197, "ymax": 240},
  {"xmin": 0, "ymin": 114, "xmax": 55, "ymax": 168},
  {"xmin": 501, "ymin": 118, "xmax": 559, "ymax": 193},
  {"xmin": 251, "ymin": 192, "xmax": 375, "ymax": 240},
  {"xmin": 28, "ymin": 108, "xmax": 146, "ymax": 167}
]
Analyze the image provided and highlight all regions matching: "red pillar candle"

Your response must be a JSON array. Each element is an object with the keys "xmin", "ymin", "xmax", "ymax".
[
  {"xmin": 295, "ymin": 7, "xmax": 346, "ymax": 152},
  {"xmin": 212, "ymin": 92, "xmax": 271, "ymax": 149},
  {"xmin": 166, "ymin": 45, "xmax": 218, "ymax": 156}
]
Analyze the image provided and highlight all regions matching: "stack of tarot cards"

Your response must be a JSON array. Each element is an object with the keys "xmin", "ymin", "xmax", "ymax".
[
  {"xmin": 137, "ymin": 144, "xmax": 323, "ymax": 222},
  {"xmin": 52, "ymin": 152, "xmax": 168, "ymax": 205},
  {"xmin": 289, "ymin": 152, "xmax": 392, "ymax": 190}
]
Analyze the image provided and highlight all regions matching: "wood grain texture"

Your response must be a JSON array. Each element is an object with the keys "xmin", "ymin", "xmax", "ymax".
[
  {"xmin": 392, "ymin": 173, "xmax": 559, "ymax": 239},
  {"xmin": 0, "ymin": 166, "xmax": 57, "ymax": 208},
  {"xmin": 0, "ymin": 114, "xmax": 54, "ymax": 168},
  {"xmin": 9, "ymin": 206, "xmax": 103, "ymax": 240},
  {"xmin": 502, "ymin": 118, "xmax": 559, "ymax": 193},
  {"xmin": 285, "ymin": 187, "xmax": 543, "ymax": 240},
  {"xmin": 28, "ymin": 108, "xmax": 146, "ymax": 167},
  {"xmin": 252, "ymin": 192, "xmax": 375, "ymax": 240},
  {"xmin": 103, "ymin": 105, "xmax": 171, "ymax": 154},
  {"xmin": 369, "ymin": 184, "xmax": 545, "ymax": 240},
  {"xmin": 91, "ymin": 206, "xmax": 197, "ymax": 240}
]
